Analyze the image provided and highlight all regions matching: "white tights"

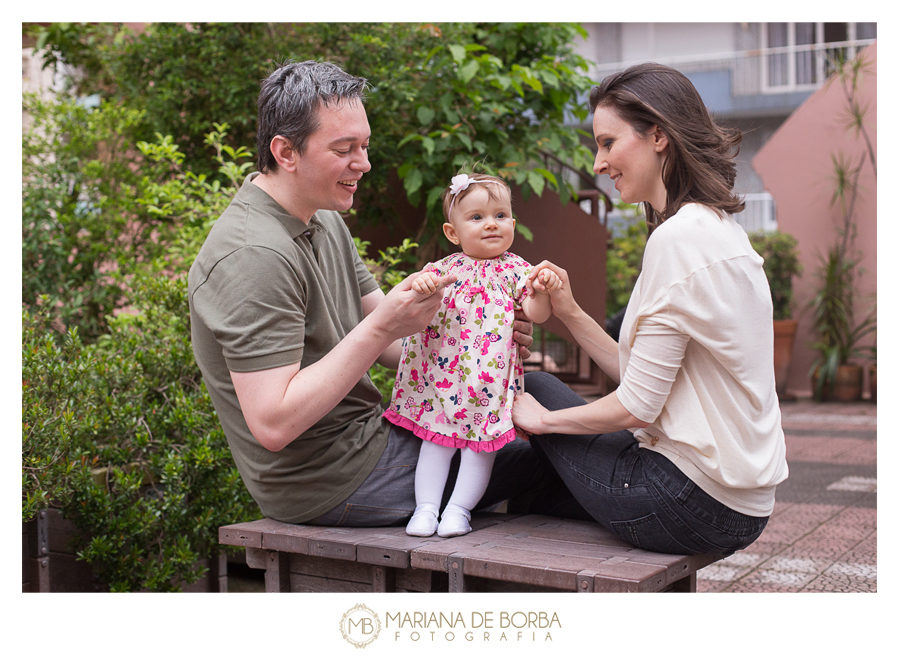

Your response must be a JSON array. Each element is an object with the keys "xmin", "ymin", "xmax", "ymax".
[{"xmin": 416, "ymin": 440, "xmax": 496, "ymax": 512}]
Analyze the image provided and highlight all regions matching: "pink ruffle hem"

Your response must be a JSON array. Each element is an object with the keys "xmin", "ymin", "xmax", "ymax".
[{"xmin": 383, "ymin": 409, "xmax": 517, "ymax": 453}]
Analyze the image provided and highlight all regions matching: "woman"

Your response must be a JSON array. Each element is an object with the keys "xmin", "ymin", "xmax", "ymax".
[{"xmin": 515, "ymin": 63, "xmax": 788, "ymax": 555}]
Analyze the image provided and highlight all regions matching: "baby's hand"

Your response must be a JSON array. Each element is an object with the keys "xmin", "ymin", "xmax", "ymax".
[
  {"xmin": 412, "ymin": 271, "xmax": 442, "ymax": 295},
  {"xmin": 531, "ymin": 267, "xmax": 562, "ymax": 295}
]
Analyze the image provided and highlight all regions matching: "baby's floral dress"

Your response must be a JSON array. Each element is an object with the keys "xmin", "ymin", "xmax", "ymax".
[{"xmin": 383, "ymin": 252, "xmax": 531, "ymax": 452}]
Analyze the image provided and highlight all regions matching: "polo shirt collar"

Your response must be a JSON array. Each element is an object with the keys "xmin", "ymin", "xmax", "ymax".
[{"xmin": 238, "ymin": 173, "xmax": 328, "ymax": 241}]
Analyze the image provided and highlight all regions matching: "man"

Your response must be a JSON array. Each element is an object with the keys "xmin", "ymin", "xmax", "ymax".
[{"xmin": 189, "ymin": 60, "xmax": 579, "ymax": 526}]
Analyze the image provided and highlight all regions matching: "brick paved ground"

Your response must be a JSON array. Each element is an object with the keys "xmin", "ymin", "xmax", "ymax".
[{"xmin": 697, "ymin": 397, "xmax": 877, "ymax": 593}]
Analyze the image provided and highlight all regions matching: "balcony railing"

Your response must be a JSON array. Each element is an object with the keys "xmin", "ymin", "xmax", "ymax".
[
  {"xmin": 588, "ymin": 39, "xmax": 875, "ymax": 97},
  {"xmin": 737, "ymin": 192, "xmax": 777, "ymax": 233}
]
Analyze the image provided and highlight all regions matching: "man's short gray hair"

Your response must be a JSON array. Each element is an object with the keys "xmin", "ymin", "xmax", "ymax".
[{"xmin": 256, "ymin": 60, "xmax": 369, "ymax": 173}]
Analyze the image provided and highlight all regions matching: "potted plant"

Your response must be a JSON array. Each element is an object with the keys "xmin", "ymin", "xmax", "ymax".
[
  {"xmin": 807, "ymin": 245, "xmax": 876, "ymax": 401},
  {"xmin": 749, "ymin": 229, "xmax": 803, "ymax": 400},
  {"xmin": 806, "ymin": 52, "xmax": 877, "ymax": 402}
]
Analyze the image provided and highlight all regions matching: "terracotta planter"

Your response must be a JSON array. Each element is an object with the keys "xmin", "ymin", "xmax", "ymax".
[
  {"xmin": 773, "ymin": 319, "xmax": 798, "ymax": 400},
  {"xmin": 813, "ymin": 364, "xmax": 864, "ymax": 402}
]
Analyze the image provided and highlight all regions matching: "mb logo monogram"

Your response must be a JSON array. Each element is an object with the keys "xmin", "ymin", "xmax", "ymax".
[{"xmin": 340, "ymin": 604, "xmax": 382, "ymax": 648}]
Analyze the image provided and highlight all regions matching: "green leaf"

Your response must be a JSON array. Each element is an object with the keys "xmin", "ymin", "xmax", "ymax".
[
  {"xmin": 459, "ymin": 60, "xmax": 480, "ymax": 84},
  {"xmin": 527, "ymin": 170, "xmax": 546, "ymax": 197},
  {"xmin": 515, "ymin": 223, "xmax": 534, "ymax": 242},
  {"xmin": 403, "ymin": 168, "xmax": 423, "ymax": 196},
  {"xmin": 449, "ymin": 44, "xmax": 466, "ymax": 64},
  {"xmin": 534, "ymin": 167, "xmax": 558, "ymax": 188},
  {"xmin": 416, "ymin": 105, "xmax": 435, "ymax": 126}
]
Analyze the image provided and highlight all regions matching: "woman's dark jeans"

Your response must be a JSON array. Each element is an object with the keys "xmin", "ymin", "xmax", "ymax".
[{"xmin": 524, "ymin": 371, "xmax": 769, "ymax": 555}]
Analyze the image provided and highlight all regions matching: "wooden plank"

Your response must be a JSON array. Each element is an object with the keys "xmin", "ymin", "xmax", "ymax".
[
  {"xmin": 494, "ymin": 515, "xmax": 634, "ymax": 548},
  {"xmin": 264, "ymin": 550, "xmax": 291, "ymax": 593},
  {"xmin": 289, "ymin": 553, "xmax": 375, "ymax": 583},
  {"xmin": 591, "ymin": 561, "xmax": 669, "ymax": 593},
  {"xmin": 456, "ymin": 575, "xmax": 570, "ymax": 593},
  {"xmin": 29, "ymin": 557, "xmax": 50, "ymax": 593},
  {"xmin": 356, "ymin": 530, "xmax": 447, "ymax": 569},
  {"xmin": 458, "ymin": 545, "xmax": 615, "ymax": 591},
  {"xmin": 257, "ymin": 523, "xmax": 323, "ymax": 555},
  {"xmin": 219, "ymin": 522, "xmax": 265, "ymax": 549},
  {"xmin": 483, "ymin": 535, "xmax": 632, "ymax": 562},
  {"xmin": 290, "ymin": 573, "xmax": 374, "ymax": 593},
  {"xmin": 448, "ymin": 555, "xmax": 466, "ymax": 592},
  {"xmin": 624, "ymin": 551, "xmax": 722, "ymax": 587},
  {"xmin": 395, "ymin": 567, "xmax": 439, "ymax": 592},
  {"xmin": 667, "ymin": 572, "xmax": 697, "ymax": 593},
  {"xmin": 245, "ymin": 547, "xmax": 268, "ymax": 569},
  {"xmin": 409, "ymin": 521, "xmax": 525, "ymax": 572},
  {"xmin": 371, "ymin": 566, "xmax": 395, "ymax": 592}
]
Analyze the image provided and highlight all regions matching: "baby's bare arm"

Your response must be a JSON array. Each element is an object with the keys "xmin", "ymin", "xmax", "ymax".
[{"xmin": 521, "ymin": 267, "xmax": 561, "ymax": 324}]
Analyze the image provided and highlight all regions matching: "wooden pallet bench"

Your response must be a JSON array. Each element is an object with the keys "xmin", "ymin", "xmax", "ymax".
[{"xmin": 219, "ymin": 513, "xmax": 723, "ymax": 593}]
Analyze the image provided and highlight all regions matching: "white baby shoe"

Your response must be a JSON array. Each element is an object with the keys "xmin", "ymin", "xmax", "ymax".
[
  {"xmin": 438, "ymin": 503, "xmax": 472, "ymax": 537},
  {"xmin": 406, "ymin": 503, "xmax": 439, "ymax": 537}
]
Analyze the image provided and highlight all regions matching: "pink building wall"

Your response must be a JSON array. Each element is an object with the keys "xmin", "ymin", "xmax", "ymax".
[{"xmin": 753, "ymin": 43, "xmax": 877, "ymax": 398}]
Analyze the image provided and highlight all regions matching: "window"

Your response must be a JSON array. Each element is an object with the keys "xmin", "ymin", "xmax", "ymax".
[{"xmin": 762, "ymin": 22, "xmax": 876, "ymax": 92}]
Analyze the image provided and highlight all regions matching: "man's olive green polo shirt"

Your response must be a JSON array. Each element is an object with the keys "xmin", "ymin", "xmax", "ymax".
[{"xmin": 188, "ymin": 173, "xmax": 388, "ymax": 523}]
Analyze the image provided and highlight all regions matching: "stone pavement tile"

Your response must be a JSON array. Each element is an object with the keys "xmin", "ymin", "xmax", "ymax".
[
  {"xmin": 769, "ymin": 500, "xmax": 796, "ymax": 517},
  {"xmin": 785, "ymin": 436, "xmax": 876, "ymax": 465},
  {"xmin": 782, "ymin": 421, "xmax": 877, "ymax": 433},
  {"xmin": 828, "ymin": 442, "xmax": 877, "ymax": 465},
  {"xmin": 774, "ymin": 464, "xmax": 876, "ymax": 507},
  {"xmin": 723, "ymin": 578, "xmax": 803, "ymax": 593},
  {"xmin": 759, "ymin": 555, "xmax": 834, "ymax": 575},
  {"xmin": 697, "ymin": 578, "xmax": 730, "ymax": 593},
  {"xmin": 740, "ymin": 568, "xmax": 819, "ymax": 589},
  {"xmin": 804, "ymin": 562, "xmax": 878, "ymax": 593},
  {"xmin": 697, "ymin": 551, "xmax": 769, "ymax": 584},
  {"xmin": 828, "ymin": 507, "xmax": 877, "ymax": 535},
  {"xmin": 839, "ymin": 535, "xmax": 877, "ymax": 565},
  {"xmin": 756, "ymin": 503, "xmax": 843, "ymax": 543},
  {"xmin": 780, "ymin": 532, "xmax": 864, "ymax": 561},
  {"xmin": 779, "ymin": 400, "xmax": 877, "ymax": 420},
  {"xmin": 745, "ymin": 539, "xmax": 791, "ymax": 556}
]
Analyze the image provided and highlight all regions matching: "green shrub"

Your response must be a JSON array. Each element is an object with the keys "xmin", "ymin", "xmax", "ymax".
[
  {"xmin": 605, "ymin": 203, "xmax": 647, "ymax": 317},
  {"xmin": 29, "ymin": 22, "xmax": 598, "ymax": 258},
  {"xmin": 748, "ymin": 229, "xmax": 803, "ymax": 320},
  {"xmin": 22, "ymin": 94, "xmax": 158, "ymax": 340},
  {"xmin": 23, "ymin": 275, "xmax": 259, "ymax": 592},
  {"xmin": 23, "ymin": 112, "xmax": 260, "ymax": 590}
]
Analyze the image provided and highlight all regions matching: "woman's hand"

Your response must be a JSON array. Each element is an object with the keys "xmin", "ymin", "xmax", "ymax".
[
  {"xmin": 512, "ymin": 392, "xmax": 549, "ymax": 439},
  {"xmin": 530, "ymin": 266, "xmax": 563, "ymax": 295},
  {"xmin": 526, "ymin": 260, "xmax": 578, "ymax": 320}
]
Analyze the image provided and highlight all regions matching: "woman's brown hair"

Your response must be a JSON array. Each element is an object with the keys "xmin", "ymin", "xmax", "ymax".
[{"xmin": 589, "ymin": 63, "xmax": 744, "ymax": 228}]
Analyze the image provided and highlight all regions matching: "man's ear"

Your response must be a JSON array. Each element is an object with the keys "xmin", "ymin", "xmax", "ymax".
[
  {"xmin": 443, "ymin": 222, "xmax": 459, "ymax": 245},
  {"xmin": 269, "ymin": 135, "xmax": 297, "ymax": 172}
]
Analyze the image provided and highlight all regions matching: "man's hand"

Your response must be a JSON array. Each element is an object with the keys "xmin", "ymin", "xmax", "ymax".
[
  {"xmin": 512, "ymin": 308, "xmax": 534, "ymax": 361},
  {"xmin": 411, "ymin": 271, "xmax": 442, "ymax": 295},
  {"xmin": 373, "ymin": 270, "xmax": 456, "ymax": 342}
]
